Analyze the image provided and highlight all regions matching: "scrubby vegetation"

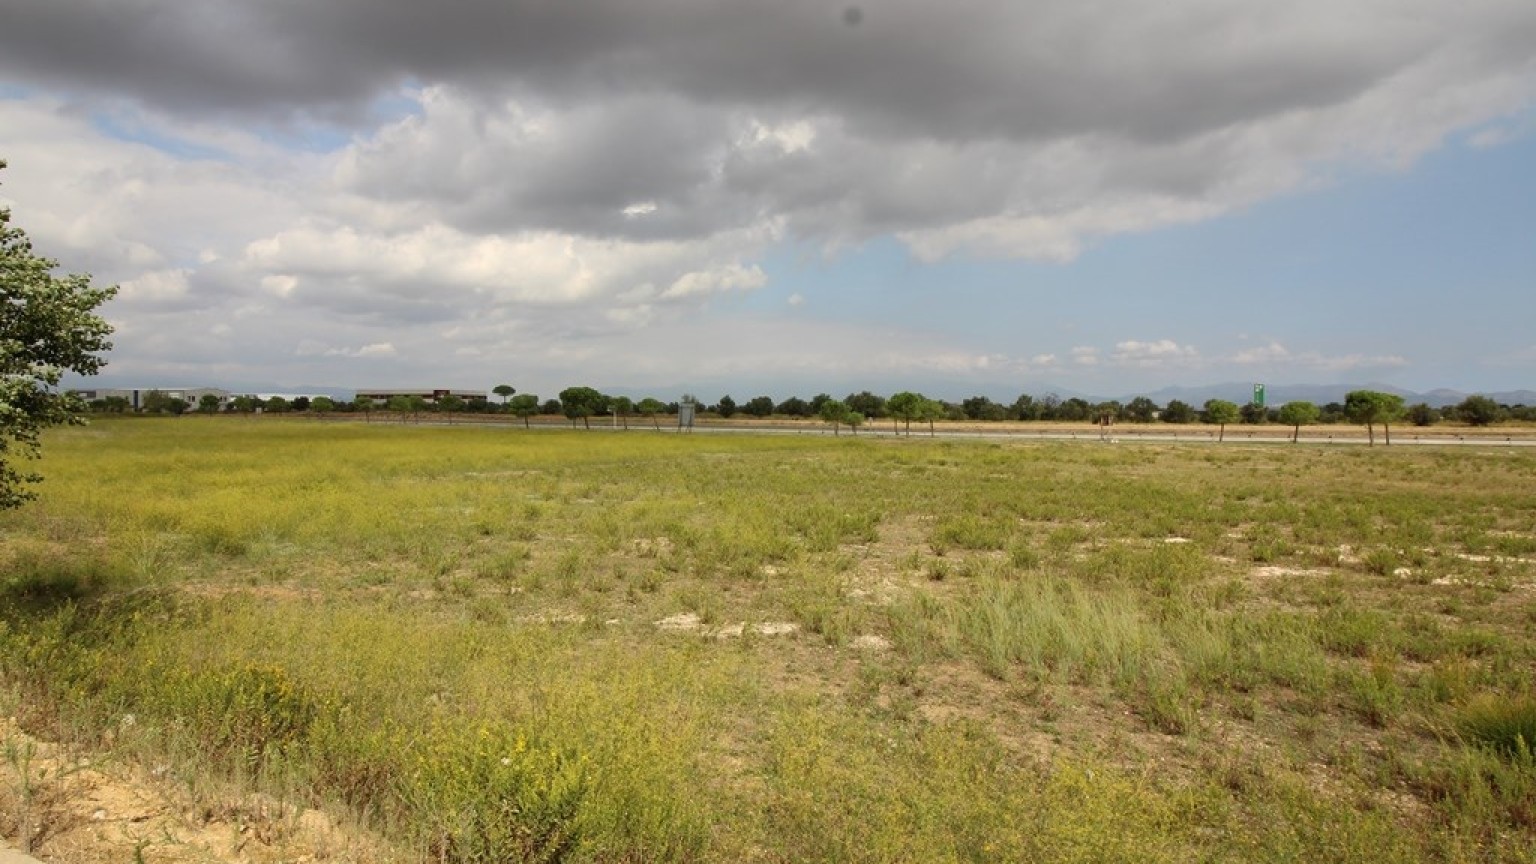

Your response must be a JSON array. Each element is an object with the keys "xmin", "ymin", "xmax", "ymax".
[{"xmin": 3, "ymin": 419, "xmax": 1534, "ymax": 861}]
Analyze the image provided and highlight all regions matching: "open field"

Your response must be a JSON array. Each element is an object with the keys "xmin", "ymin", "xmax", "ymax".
[{"xmin": 3, "ymin": 418, "xmax": 1535, "ymax": 862}]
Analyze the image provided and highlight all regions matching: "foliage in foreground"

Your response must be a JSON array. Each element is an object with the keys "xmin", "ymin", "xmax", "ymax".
[{"xmin": 0, "ymin": 160, "xmax": 116, "ymax": 509}]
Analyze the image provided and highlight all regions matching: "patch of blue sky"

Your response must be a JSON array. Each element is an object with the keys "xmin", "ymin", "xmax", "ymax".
[
  {"xmin": 89, "ymin": 111, "xmax": 229, "ymax": 161},
  {"xmin": 758, "ymin": 115, "xmax": 1535, "ymax": 388}
]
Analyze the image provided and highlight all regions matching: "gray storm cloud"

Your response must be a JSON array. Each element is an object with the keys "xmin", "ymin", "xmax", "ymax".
[{"xmin": 3, "ymin": 1, "xmax": 1533, "ymax": 388}]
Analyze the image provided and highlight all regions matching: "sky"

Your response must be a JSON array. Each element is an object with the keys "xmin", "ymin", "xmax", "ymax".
[{"xmin": 2, "ymin": 0, "xmax": 1534, "ymax": 402}]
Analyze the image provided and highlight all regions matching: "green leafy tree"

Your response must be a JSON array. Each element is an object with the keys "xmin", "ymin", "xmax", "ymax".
[
  {"xmin": 311, "ymin": 396, "xmax": 336, "ymax": 415},
  {"xmin": 1345, "ymin": 389, "xmax": 1405, "ymax": 446},
  {"xmin": 845, "ymin": 390, "xmax": 886, "ymax": 419},
  {"xmin": 1161, "ymin": 399, "xmax": 1195, "ymax": 424},
  {"xmin": 508, "ymin": 393, "xmax": 540, "ymax": 429},
  {"xmin": 612, "ymin": 395, "xmax": 634, "ymax": 430},
  {"xmin": 1057, "ymin": 398, "xmax": 1093, "ymax": 422},
  {"xmin": 636, "ymin": 397, "xmax": 666, "ymax": 430},
  {"xmin": 715, "ymin": 395, "xmax": 737, "ymax": 418},
  {"xmin": 1277, "ymin": 400, "xmax": 1320, "ymax": 443},
  {"xmin": 140, "ymin": 389, "xmax": 174, "ymax": 414},
  {"xmin": 351, "ymin": 394, "xmax": 374, "ymax": 421},
  {"xmin": 559, "ymin": 386, "xmax": 604, "ymax": 429},
  {"xmin": 0, "ymin": 160, "xmax": 117, "ymax": 507},
  {"xmin": 1124, "ymin": 397, "xmax": 1158, "ymax": 423},
  {"xmin": 1404, "ymin": 402, "xmax": 1436, "ymax": 427},
  {"xmin": 197, "ymin": 393, "xmax": 222, "ymax": 414},
  {"xmin": 265, "ymin": 396, "xmax": 290, "ymax": 414},
  {"xmin": 846, "ymin": 410, "xmax": 865, "ymax": 435},
  {"xmin": 1456, "ymin": 394, "xmax": 1502, "ymax": 427},
  {"xmin": 1009, "ymin": 393, "xmax": 1040, "ymax": 421},
  {"xmin": 1202, "ymin": 399, "xmax": 1240, "ymax": 442},
  {"xmin": 887, "ymin": 391, "xmax": 924, "ymax": 435},
  {"xmin": 818, "ymin": 398, "xmax": 850, "ymax": 436},
  {"xmin": 100, "ymin": 395, "xmax": 130, "ymax": 413},
  {"xmin": 232, "ymin": 394, "xmax": 259, "ymax": 415},
  {"xmin": 775, "ymin": 396, "xmax": 811, "ymax": 417},
  {"xmin": 492, "ymin": 384, "xmax": 515, "ymax": 407},
  {"xmin": 1239, "ymin": 402, "xmax": 1267, "ymax": 424},
  {"xmin": 438, "ymin": 393, "xmax": 464, "ymax": 424},
  {"xmin": 744, "ymin": 396, "xmax": 775, "ymax": 417},
  {"xmin": 918, "ymin": 397, "xmax": 946, "ymax": 436}
]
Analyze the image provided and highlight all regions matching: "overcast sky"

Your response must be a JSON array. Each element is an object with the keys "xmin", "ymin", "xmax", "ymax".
[{"xmin": 3, "ymin": 0, "xmax": 1534, "ymax": 400}]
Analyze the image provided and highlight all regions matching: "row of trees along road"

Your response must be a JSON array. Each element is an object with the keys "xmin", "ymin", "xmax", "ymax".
[{"xmin": 99, "ymin": 384, "xmax": 1526, "ymax": 448}]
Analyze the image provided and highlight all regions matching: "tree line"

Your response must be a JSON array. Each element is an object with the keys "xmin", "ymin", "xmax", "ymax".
[{"xmin": 94, "ymin": 386, "xmax": 1530, "ymax": 445}]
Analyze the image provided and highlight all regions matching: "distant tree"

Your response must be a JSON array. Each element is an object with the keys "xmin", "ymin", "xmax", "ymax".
[
  {"xmin": 311, "ymin": 396, "xmax": 336, "ymax": 415},
  {"xmin": 1404, "ymin": 402, "xmax": 1437, "ymax": 427},
  {"xmin": 100, "ymin": 395, "xmax": 131, "ymax": 413},
  {"xmin": 559, "ymin": 386, "xmax": 605, "ymax": 429},
  {"xmin": 1094, "ymin": 401, "xmax": 1124, "ymax": 423},
  {"xmin": 636, "ymin": 397, "xmax": 666, "ymax": 430},
  {"xmin": 1038, "ymin": 393, "xmax": 1062, "ymax": 421},
  {"xmin": 197, "ymin": 393, "xmax": 222, "ymax": 414},
  {"xmin": 140, "ymin": 389, "xmax": 174, "ymax": 414},
  {"xmin": 492, "ymin": 384, "xmax": 515, "ymax": 406},
  {"xmin": 845, "ymin": 390, "xmax": 886, "ymax": 419},
  {"xmin": 846, "ymin": 410, "xmax": 865, "ymax": 435},
  {"xmin": 265, "ymin": 396, "xmax": 290, "ymax": 414},
  {"xmin": 1277, "ymin": 401, "xmax": 1320, "ymax": 443},
  {"xmin": 1161, "ymin": 399, "xmax": 1195, "ymax": 424},
  {"xmin": 540, "ymin": 398, "xmax": 562, "ymax": 416},
  {"xmin": 439, "ymin": 393, "xmax": 464, "ymax": 424},
  {"xmin": 809, "ymin": 393, "xmax": 833, "ymax": 414},
  {"xmin": 291, "ymin": 395, "xmax": 311, "ymax": 412},
  {"xmin": 887, "ymin": 391, "xmax": 924, "ymax": 435},
  {"xmin": 918, "ymin": 397, "xmax": 946, "ymax": 436},
  {"xmin": 1345, "ymin": 389, "xmax": 1405, "ymax": 446},
  {"xmin": 961, "ymin": 395, "xmax": 997, "ymax": 421},
  {"xmin": 1239, "ymin": 401, "xmax": 1268, "ymax": 425},
  {"xmin": 1057, "ymin": 398, "xmax": 1093, "ymax": 422},
  {"xmin": 715, "ymin": 394, "xmax": 737, "ymax": 418},
  {"xmin": 387, "ymin": 394, "xmax": 424, "ymax": 423},
  {"xmin": 744, "ymin": 395, "xmax": 775, "ymax": 417},
  {"xmin": 1008, "ymin": 393, "xmax": 1040, "ymax": 421},
  {"xmin": 1202, "ymin": 399, "xmax": 1240, "ymax": 442},
  {"xmin": 818, "ymin": 398, "xmax": 850, "ymax": 436},
  {"xmin": 1456, "ymin": 394, "xmax": 1502, "ymax": 427},
  {"xmin": 1320, "ymin": 402, "xmax": 1346, "ymax": 424},
  {"xmin": 232, "ymin": 394, "xmax": 259, "ymax": 415},
  {"xmin": 776, "ymin": 396, "xmax": 811, "ymax": 417},
  {"xmin": 508, "ymin": 393, "xmax": 540, "ymax": 429},
  {"xmin": 351, "ymin": 394, "xmax": 373, "ymax": 421},
  {"xmin": 612, "ymin": 395, "xmax": 634, "ymax": 430},
  {"xmin": 1124, "ymin": 397, "xmax": 1159, "ymax": 423}
]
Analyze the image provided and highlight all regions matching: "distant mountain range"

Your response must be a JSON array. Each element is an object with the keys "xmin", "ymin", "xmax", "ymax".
[{"xmin": 1118, "ymin": 382, "xmax": 1536, "ymax": 409}]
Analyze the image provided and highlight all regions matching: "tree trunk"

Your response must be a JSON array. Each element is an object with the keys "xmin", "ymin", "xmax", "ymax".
[
  {"xmin": 652, "ymin": 416, "xmax": 660, "ymax": 431},
  {"xmin": 582, "ymin": 416, "xmax": 590, "ymax": 430},
  {"xmin": 928, "ymin": 419, "xmax": 935, "ymax": 437},
  {"xmin": 1292, "ymin": 424, "xmax": 1300, "ymax": 443},
  {"xmin": 523, "ymin": 416, "xmax": 530, "ymax": 429},
  {"xmin": 1218, "ymin": 423, "xmax": 1225, "ymax": 442},
  {"xmin": 1367, "ymin": 423, "xmax": 1375, "ymax": 446},
  {"xmin": 1384, "ymin": 423, "xmax": 1392, "ymax": 446}
]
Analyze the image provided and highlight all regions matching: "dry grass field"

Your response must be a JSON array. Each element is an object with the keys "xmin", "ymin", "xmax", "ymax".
[{"xmin": 2, "ymin": 417, "xmax": 1534, "ymax": 862}]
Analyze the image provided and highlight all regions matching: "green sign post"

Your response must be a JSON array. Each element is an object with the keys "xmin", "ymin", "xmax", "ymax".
[{"xmin": 1253, "ymin": 383, "xmax": 1266, "ymax": 408}]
